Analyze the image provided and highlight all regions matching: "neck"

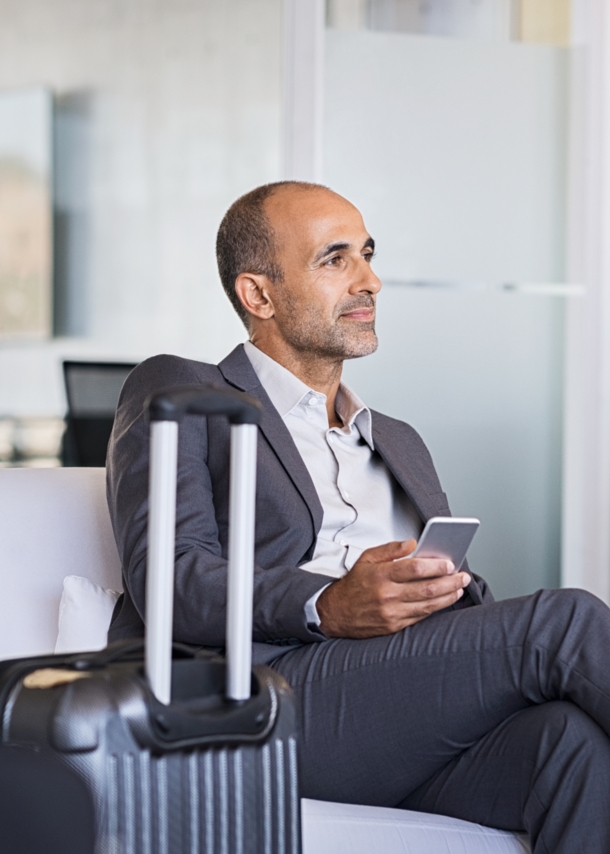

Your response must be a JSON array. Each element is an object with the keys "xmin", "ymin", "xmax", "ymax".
[{"xmin": 249, "ymin": 334, "xmax": 344, "ymax": 428}]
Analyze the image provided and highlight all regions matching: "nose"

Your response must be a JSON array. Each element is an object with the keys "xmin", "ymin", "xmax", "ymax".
[{"xmin": 350, "ymin": 256, "xmax": 382, "ymax": 295}]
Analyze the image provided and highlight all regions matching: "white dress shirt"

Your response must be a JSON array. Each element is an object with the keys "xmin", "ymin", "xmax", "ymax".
[{"xmin": 243, "ymin": 342, "xmax": 423, "ymax": 624}]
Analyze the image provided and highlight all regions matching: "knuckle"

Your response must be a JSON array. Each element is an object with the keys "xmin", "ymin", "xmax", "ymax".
[
  {"xmin": 413, "ymin": 560, "xmax": 428, "ymax": 577},
  {"xmin": 380, "ymin": 603, "xmax": 403, "ymax": 631},
  {"xmin": 376, "ymin": 598, "xmax": 389, "ymax": 617},
  {"xmin": 404, "ymin": 558, "xmax": 421, "ymax": 578},
  {"xmin": 373, "ymin": 583, "xmax": 391, "ymax": 606},
  {"xmin": 379, "ymin": 601, "xmax": 395, "ymax": 622},
  {"xmin": 424, "ymin": 581, "xmax": 439, "ymax": 599}
]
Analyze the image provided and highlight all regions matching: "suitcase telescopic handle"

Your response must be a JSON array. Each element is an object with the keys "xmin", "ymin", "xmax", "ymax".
[
  {"xmin": 148, "ymin": 384, "xmax": 262, "ymax": 425},
  {"xmin": 145, "ymin": 385, "xmax": 262, "ymax": 705}
]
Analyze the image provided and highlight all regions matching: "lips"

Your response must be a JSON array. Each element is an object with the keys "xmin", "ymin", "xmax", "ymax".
[{"xmin": 341, "ymin": 308, "xmax": 375, "ymax": 321}]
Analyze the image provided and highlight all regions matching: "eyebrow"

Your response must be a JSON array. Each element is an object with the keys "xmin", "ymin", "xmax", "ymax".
[{"xmin": 313, "ymin": 236, "xmax": 376, "ymax": 264}]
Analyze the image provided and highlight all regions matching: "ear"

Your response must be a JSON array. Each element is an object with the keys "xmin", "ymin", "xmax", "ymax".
[{"xmin": 235, "ymin": 273, "xmax": 276, "ymax": 321}]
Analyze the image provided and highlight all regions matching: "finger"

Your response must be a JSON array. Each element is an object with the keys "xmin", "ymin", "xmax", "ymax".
[
  {"xmin": 387, "ymin": 556, "xmax": 457, "ymax": 582},
  {"xmin": 358, "ymin": 539, "xmax": 418, "ymax": 565},
  {"xmin": 390, "ymin": 571, "xmax": 470, "ymax": 602},
  {"xmin": 398, "ymin": 587, "xmax": 466, "ymax": 624}
]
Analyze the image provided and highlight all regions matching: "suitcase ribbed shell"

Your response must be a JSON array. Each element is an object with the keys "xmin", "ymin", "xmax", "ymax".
[
  {"xmin": 100, "ymin": 739, "xmax": 299, "ymax": 854},
  {"xmin": 2, "ymin": 660, "xmax": 301, "ymax": 854}
]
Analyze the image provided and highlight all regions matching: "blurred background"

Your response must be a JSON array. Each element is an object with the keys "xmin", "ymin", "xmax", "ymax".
[{"xmin": 0, "ymin": 0, "xmax": 609, "ymax": 603}]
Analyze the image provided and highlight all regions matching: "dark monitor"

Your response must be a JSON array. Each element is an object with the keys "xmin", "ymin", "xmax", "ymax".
[{"xmin": 62, "ymin": 361, "xmax": 138, "ymax": 467}]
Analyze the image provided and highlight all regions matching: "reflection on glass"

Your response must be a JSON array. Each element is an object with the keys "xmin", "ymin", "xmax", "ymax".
[
  {"xmin": 0, "ymin": 88, "xmax": 52, "ymax": 340},
  {"xmin": 327, "ymin": 0, "xmax": 571, "ymax": 46}
]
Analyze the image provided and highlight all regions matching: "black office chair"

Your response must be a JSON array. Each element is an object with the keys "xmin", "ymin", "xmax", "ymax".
[{"xmin": 61, "ymin": 360, "xmax": 138, "ymax": 467}]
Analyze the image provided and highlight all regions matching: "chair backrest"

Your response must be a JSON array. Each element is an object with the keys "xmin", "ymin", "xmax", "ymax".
[
  {"xmin": 0, "ymin": 468, "xmax": 122, "ymax": 660},
  {"xmin": 62, "ymin": 361, "xmax": 138, "ymax": 466},
  {"xmin": 63, "ymin": 361, "xmax": 137, "ymax": 417}
]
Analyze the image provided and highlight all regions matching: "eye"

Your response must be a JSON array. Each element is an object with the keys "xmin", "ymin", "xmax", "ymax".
[
  {"xmin": 325, "ymin": 255, "xmax": 342, "ymax": 267},
  {"xmin": 363, "ymin": 251, "xmax": 376, "ymax": 263}
]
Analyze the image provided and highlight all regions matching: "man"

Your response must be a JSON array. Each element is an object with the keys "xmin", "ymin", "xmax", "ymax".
[{"xmin": 108, "ymin": 181, "xmax": 610, "ymax": 854}]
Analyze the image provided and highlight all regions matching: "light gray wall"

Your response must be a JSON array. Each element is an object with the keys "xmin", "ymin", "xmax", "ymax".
[{"xmin": 0, "ymin": 0, "xmax": 281, "ymax": 415}]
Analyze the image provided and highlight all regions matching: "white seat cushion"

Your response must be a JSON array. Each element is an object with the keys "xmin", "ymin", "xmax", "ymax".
[
  {"xmin": 302, "ymin": 799, "xmax": 531, "ymax": 853},
  {"xmin": 0, "ymin": 468, "xmax": 122, "ymax": 659}
]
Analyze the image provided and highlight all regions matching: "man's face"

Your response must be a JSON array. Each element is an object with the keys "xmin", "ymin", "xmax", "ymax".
[{"xmin": 263, "ymin": 187, "xmax": 382, "ymax": 361}]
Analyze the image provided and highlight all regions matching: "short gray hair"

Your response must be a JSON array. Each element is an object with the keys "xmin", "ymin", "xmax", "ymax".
[{"xmin": 215, "ymin": 180, "xmax": 326, "ymax": 325}]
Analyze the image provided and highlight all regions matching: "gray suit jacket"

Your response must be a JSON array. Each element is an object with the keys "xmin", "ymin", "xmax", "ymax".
[{"xmin": 106, "ymin": 344, "xmax": 490, "ymax": 664}]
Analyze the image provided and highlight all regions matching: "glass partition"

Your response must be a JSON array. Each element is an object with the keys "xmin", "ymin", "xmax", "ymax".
[{"xmin": 323, "ymin": 12, "xmax": 570, "ymax": 598}]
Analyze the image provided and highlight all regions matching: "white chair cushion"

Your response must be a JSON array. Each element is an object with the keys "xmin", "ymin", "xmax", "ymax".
[
  {"xmin": 55, "ymin": 575, "xmax": 120, "ymax": 654},
  {"xmin": 302, "ymin": 799, "xmax": 531, "ymax": 853},
  {"xmin": 0, "ymin": 468, "xmax": 122, "ymax": 659}
]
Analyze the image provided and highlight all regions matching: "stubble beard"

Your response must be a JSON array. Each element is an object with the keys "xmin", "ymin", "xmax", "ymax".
[{"xmin": 279, "ymin": 295, "xmax": 379, "ymax": 362}]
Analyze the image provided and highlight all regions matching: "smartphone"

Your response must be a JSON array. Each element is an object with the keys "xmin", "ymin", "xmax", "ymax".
[{"xmin": 407, "ymin": 517, "xmax": 480, "ymax": 571}]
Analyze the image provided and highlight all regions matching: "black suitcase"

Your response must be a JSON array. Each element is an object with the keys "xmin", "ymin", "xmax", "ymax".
[{"xmin": 0, "ymin": 386, "xmax": 301, "ymax": 854}]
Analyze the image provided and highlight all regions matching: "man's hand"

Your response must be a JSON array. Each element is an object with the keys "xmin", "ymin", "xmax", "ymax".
[{"xmin": 316, "ymin": 539, "xmax": 470, "ymax": 639}]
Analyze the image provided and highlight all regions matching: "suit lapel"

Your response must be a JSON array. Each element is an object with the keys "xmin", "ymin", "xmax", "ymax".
[
  {"xmin": 218, "ymin": 346, "xmax": 323, "ymax": 533},
  {"xmin": 371, "ymin": 415, "xmax": 445, "ymax": 523}
]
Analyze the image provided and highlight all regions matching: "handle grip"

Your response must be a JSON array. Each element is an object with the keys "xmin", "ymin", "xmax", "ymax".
[{"xmin": 147, "ymin": 384, "xmax": 262, "ymax": 424}]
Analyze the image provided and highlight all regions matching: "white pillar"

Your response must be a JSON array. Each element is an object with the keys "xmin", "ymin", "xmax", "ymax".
[
  {"xmin": 562, "ymin": 0, "xmax": 610, "ymax": 602},
  {"xmin": 282, "ymin": 0, "xmax": 326, "ymax": 181}
]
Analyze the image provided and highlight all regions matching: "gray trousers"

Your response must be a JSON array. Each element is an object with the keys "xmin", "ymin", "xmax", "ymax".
[{"xmin": 270, "ymin": 589, "xmax": 610, "ymax": 854}]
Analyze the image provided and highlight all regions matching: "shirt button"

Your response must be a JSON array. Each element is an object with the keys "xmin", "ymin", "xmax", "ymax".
[
  {"xmin": 344, "ymin": 491, "xmax": 350, "ymax": 499},
  {"xmin": 339, "ymin": 539, "xmax": 347, "ymax": 546},
  {"xmin": 308, "ymin": 397, "xmax": 318, "ymax": 406}
]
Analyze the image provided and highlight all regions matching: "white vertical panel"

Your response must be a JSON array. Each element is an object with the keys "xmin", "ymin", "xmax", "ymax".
[
  {"xmin": 282, "ymin": 0, "xmax": 326, "ymax": 180},
  {"xmin": 561, "ymin": 0, "xmax": 610, "ymax": 602}
]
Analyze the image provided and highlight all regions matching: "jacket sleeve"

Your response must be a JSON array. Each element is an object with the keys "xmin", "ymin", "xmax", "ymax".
[
  {"xmin": 470, "ymin": 573, "xmax": 495, "ymax": 603},
  {"xmin": 106, "ymin": 355, "xmax": 333, "ymax": 648}
]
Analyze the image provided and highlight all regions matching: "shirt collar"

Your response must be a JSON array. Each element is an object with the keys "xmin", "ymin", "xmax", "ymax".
[
  {"xmin": 335, "ymin": 385, "xmax": 374, "ymax": 449},
  {"xmin": 244, "ymin": 341, "xmax": 311, "ymax": 417},
  {"xmin": 243, "ymin": 341, "xmax": 375, "ymax": 450}
]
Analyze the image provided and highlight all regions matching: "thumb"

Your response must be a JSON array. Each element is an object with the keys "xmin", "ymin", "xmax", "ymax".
[{"xmin": 359, "ymin": 538, "xmax": 417, "ymax": 565}]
